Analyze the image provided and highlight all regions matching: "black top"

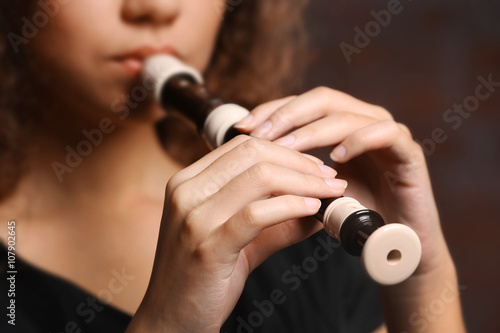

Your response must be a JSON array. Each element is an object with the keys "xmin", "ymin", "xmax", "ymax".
[{"xmin": 0, "ymin": 230, "xmax": 383, "ymax": 332}]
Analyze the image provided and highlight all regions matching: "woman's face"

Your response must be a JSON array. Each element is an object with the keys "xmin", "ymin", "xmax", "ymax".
[{"xmin": 29, "ymin": 0, "xmax": 225, "ymax": 123}]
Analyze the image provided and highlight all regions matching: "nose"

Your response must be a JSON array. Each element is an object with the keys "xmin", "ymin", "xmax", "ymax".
[{"xmin": 121, "ymin": 0, "xmax": 180, "ymax": 25}]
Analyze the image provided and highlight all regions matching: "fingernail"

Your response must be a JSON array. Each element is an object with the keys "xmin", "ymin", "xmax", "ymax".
[
  {"xmin": 274, "ymin": 134, "xmax": 295, "ymax": 147},
  {"xmin": 330, "ymin": 145, "xmax": 347, "ymax": 162},
  {"xmin": 234, "ymin": 114, "xmax": 254, "ymax": 129},
  {"xmin": 252, "ymin": 120, "xmax": 272, "ymax": 138},
  {"xmin": 302, "ymin": 153, "xmax": 324, "ymax": 165},
  {"xmin": 304, "ymin": 197, "xmax": 321, "ymax": 210},
  {"xmin": 325, "ymin": 178, "xmax": 348, "ymax": 190},
  {"xmin": 318, "ymin": 164, "xmax": 337, "ymax": 176}
]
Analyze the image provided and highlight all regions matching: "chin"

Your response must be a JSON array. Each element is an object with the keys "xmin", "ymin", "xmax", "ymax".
[
  {"xmin": 105, "ymin": 88, "xmax": 166, "ymax": 124},
  {"xmin": 149, "ymin": 105, "xmax": 168, "ymax": 122},
  {"xmin": 128, "ymin": 103, "xmax": 167, "ymax": 124}
]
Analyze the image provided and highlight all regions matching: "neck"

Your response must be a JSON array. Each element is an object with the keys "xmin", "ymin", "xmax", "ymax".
[
  {"xmin": 3, "ymin": 119, "xmax": 181, "ymax": 225},
  {"xmin": 0, "ymin": 103, "xmax": 187, "ymax": 315}
]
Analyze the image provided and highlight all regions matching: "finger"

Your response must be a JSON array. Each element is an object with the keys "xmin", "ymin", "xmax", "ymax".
[
  {"xmin": 251, "ymin": 87, "xmax": 393, "ymax": 140},
  {"xmin": 166, "ymin": 135, "xmax": 251, "ymax": 198},
  {"xmin": 186, "ymin": 162, "xmax": 347, "ymax": 228},
  {"xmin": 242, "ymin": 216, "xmax": 324, "ymax": 271},
  {"xmin": 233, "ymin": 96, "xmax": 297, "ymax": 132},
  {"xmin": 176, "ymin": 139, "xmax": 338, "ymax": 209},
  {"xmin": 213, "ymin": 195, "xmax": 322, "ymax": 257},
  {"xmin": 329, "ymin": 120, "xmax": 423, "ymax": 166},
  {"xmin": 273, "ymin": 112, "xmax": 378, "ymax": 151},
  {"xmin": 302, "ymin": 153, "xmax": 325, "ymax": 165}
]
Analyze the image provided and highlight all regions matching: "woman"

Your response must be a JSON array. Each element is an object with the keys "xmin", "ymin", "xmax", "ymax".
[{"xmin": 0, "ymin": 0, "xmax": 466, "ymax": 332}]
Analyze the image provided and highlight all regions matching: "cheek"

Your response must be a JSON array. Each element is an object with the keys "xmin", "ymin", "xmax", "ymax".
[
  {"xmin": 180, "ymin": 1, "xmax": 224, "ymax": 71},
  {"xmin": 28, "ymin": 3, "xmax": 140, "ymax": 120},
  {"xmin": 33, "ymin": 1, "xmax": 120, "ymax": 59}
]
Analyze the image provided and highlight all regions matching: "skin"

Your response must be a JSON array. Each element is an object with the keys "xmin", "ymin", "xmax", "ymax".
[{"xmin": 0, "ymin": 0, "xmax": 466, "ymax": 332}]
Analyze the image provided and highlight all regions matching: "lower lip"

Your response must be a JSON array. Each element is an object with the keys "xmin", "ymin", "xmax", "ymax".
[{"xmin": 115, "ymin": 58, "xmax": 143, "ymax": 76}]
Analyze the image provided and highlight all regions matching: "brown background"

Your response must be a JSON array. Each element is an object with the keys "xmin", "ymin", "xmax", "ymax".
[{"xmin": 302, "ymin": 0, "xmax": 500, "ymax": 332}]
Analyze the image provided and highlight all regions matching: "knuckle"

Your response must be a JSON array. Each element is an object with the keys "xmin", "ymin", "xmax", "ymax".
[
  {"xmin": 299, "ymin": 125, "xmax": 320, "ymax": 140},
  {"xmin": 371, "ymin": 119, "xmax": 401, "ymax": 142},
  {"xmin": 180, "ymin": 209, "xmax": 207, "ymax": 250},
  {"xmin": 247, "ymin": 162, "xmax": 274, "ymax": 186},
  {"xmin": 228, "ymin": 134, "xmax": 250, "ymax": 145},
  {"xmin": 409, "ymin": 141, "xmax": 425, "ymax": 158},
  {"xmin": 372, "ymin": 105, "xmax": 394, "ymax": 120},
  {"xmin": 349, "ymin": 127, "xmax": 373, "ymax": 148},
  {"xmin": 166, "ymin": 171, "xmax": 187, "ymax": 197},
  {"xmin": 397, "ymin": 122, "xmax": 413, "ymax": 139},
  {"xmin": 239, "ymin": 137, "xmax": 267, "ymax": 154},
  {"xmin": 401, "ymin": 143, "xmax": 427, "ymax": 173},
  {"xmin": 165, "ymin": 181, "xmax": 175, "ymax": 200},
  {"xmin": 183, "ymin": 209, "xmax": 202, "ymax": 236},
  {"xmin": 169, "ymin": 183, "xmax": 191, "ymax": 215},
  {"xmin": 379, "ymin": 120, "xmax": 414, "ymax": 142},
  {"xmin": 270, "ymin": 106, "xmax": 293, "ymax": 127},
  {"xmin": 313, "ymin": 86, "xmax": 348, "ymax": 102},
  {"xmin": 350, "ymin": 131, "xmax": 368, "ymax": 147},
  {"xmin": 384, "ymin": 120, "xmax": 402, "ymax": 136},
  {"xmin": 313, "ymin": 86, "xmax": 334, "ymax": 98},
  {"xmin": 240, "ymin": 205, "xmax": 259, "ymax": 228},
  {"xmin": 237, "ymin": 138, "xmax": 268, "ymax": 159}
]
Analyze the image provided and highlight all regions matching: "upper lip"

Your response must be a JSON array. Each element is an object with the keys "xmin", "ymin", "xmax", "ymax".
[{"xmin": 114, "ymin": 45, "xmax": 181, "ymax": 61}]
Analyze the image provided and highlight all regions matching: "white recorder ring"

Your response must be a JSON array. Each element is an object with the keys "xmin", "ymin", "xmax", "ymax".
[
  {"xmin": 323, "ymin": 197, "xmax": 422, "ymax": 285},
  {"xmin": 143, "ymin": 54, "xmax": 204, "ymax": 102},
  {"xmin": 204, "ymin": 104, "xmax": 250, "ymax": 148}
]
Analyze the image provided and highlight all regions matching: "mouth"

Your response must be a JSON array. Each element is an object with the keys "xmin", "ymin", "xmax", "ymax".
[{"xmin": 112, "ymin": 45, "xmax": 182, "ymax": 76}]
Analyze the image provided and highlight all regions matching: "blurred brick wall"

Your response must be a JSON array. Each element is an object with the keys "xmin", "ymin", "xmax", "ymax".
[{"xmin": 303, "ymin": 0, "xmax": 500, "ymax": 331}]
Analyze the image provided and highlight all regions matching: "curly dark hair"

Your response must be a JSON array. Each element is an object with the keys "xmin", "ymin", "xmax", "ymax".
[
  {"xmin": 0, "ymin": 0, "xmax": 309, "ymax": 201},
  {"xmin": 0, "ymin": 1, "xmax": 37, "ymax": 201}
]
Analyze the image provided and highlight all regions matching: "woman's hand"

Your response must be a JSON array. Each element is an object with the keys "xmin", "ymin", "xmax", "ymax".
[
  {"xmin": 235, "ymin": 87, "xmax": 449, "ymax": 276},
  {"xmin": 233, "ymin": 87, "xmax": 465, "ymax": 332},
  {"xmin": 127, "ymin": 135, "xmax": 347, "ymax": 332}
]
